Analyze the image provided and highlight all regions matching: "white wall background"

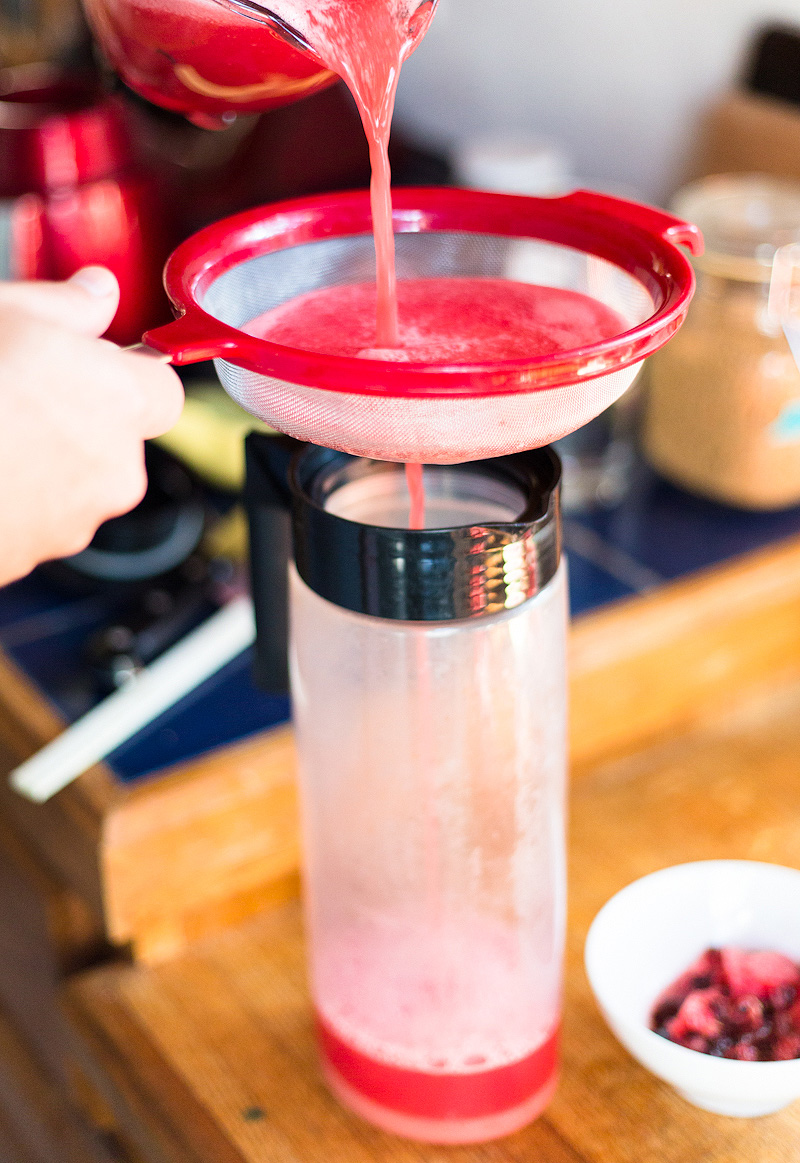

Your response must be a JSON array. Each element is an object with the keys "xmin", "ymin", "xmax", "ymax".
[{"xmin": 395, "ymin": 0, "xmax": 800, "ymax": 201}]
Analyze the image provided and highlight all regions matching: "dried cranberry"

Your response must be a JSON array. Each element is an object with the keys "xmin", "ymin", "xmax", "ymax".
[
  {"xmin": 723, "ymin": 949, "xmax": 800, "ymax": 1002},
  {"xmin": 651, "ymin": 998, "xmax": 681, "ymax": 1029},
  {"xmin": 732, "ymin": 995, "xmax": 764, "ymax": 1032},
  {"xmin": 775, "ymin": 1010, "xmax": 795, "ymax": 1037},
  {"xmin": 772, "ymin": 1035, "xmax": 800, "ymax": 1060},
  {"xmin": 652, "ymin": 950, "xmax": 724, "ymax": 1015},
  {"xmin": 769, "ymin": 983, "xmax": 798, "ymax": 1011},
  {"xmin": 678, "ymin": 1033, "xmax": 709, "ymax": 1053},
  {"xmin": 732, "ymin": 1043, "xmax": 759, "ymax": 1061},
  {"xmin": 650, "ymin": 946, "xmax": 800, "ymax": 1061},
  {"xmin": 669, "ymin": 988, "xmax": 725, "ymax": 1040}
]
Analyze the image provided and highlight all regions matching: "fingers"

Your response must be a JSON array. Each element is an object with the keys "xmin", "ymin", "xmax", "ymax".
[
  {"xmin": 0, "ymin": 267, "xmax": 120, "ymax": 337},
  {"xmin": 120, "ymin": 347, "xmax": 185, "ymax": 439}
]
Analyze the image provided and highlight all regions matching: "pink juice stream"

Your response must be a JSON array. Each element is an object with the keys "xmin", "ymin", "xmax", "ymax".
[
  {"xmin": 260, "ymin": 0, "xmax": 436, "ymax": 524},
  {"xmin": 263, "ymin": 0, "xmax": 437, "ymax": 346}
]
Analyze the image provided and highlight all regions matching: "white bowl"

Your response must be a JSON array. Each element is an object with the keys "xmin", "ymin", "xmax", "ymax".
[{"xmin": 585, "ymin": 860, "xmax": 800, "ymax": 1117}]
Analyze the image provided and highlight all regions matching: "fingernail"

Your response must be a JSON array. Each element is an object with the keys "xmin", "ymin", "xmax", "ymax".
[{"xmin": 69, "ymin": 266, "xmax": 118, "ymax": 297}]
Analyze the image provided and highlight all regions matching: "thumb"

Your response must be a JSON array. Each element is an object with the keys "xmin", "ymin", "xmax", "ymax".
[{"xmin": 0, "ymin": 267, "xmax": 120, "ymax": 337}]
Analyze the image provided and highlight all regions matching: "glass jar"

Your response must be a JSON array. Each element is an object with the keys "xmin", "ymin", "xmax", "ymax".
[
  {"xmin": 643, "ymin": 175, "xmax": 800, "ymax": 509},
  {"xmin": 246, "ymin": 439, "xmax": 568, "ymax": 1145}
]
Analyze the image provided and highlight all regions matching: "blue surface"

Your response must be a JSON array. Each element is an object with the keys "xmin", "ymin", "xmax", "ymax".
[
  {"xmin": 4, "ymin": 457, "xmax": 800, "ymax": 784},
  {"xmin": 107, "ymin": 648, "xmax": 291, "ymax": 782}
]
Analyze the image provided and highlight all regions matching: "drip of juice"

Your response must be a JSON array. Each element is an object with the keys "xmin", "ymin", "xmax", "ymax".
[
  {"xmin": 264, "ymin": 0, "xmax": 436, "ymax": 346},
  {"xmin": 404, "ymin": 463, "xmax": 425, "ymax": 528}
]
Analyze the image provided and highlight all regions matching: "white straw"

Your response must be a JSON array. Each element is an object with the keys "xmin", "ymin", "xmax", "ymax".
[{"xmin": 10, "ymin": 596, "xmax": 256, "ymax": 803}]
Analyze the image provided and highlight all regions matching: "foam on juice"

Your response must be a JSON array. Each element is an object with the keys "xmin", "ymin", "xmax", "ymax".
[
  {"xmin": 314, "ymin": 918, "xmax": 559, "ymax": 1071},
  {"xmin": 246, "ymin": 277, "xmax": 626, "ymax": 362}
]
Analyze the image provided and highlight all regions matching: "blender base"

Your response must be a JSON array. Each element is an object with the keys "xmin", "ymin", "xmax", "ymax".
[{"xmin": 321, "ymin": 1056, "xmax": 559, "ymax": 1144}]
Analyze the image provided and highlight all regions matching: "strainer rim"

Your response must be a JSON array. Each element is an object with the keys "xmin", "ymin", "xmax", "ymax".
[{"xmin": 144, "ymin": 186, "xmax": 700, "ymax": 397}]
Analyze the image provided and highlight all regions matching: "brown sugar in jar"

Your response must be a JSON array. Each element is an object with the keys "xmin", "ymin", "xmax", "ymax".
[{"xmin": 643, "ymin": 175, "xmax": 800, "ymax": 510}]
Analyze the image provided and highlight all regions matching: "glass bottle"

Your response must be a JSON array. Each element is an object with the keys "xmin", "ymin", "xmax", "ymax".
[{"xmin": 249, "ymin": 443, "xmax": 568, "ymax": 1144}]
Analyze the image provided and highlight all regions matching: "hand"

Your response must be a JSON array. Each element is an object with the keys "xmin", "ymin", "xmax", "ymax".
[{"xmin": 0, "ymin": 268, "xmax": 184, "ymax": 586}]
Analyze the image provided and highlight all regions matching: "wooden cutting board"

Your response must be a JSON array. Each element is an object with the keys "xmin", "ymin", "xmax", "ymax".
[{"xmin": 63, "ymin": 667, "xmax": 800, "ymax": 1162}]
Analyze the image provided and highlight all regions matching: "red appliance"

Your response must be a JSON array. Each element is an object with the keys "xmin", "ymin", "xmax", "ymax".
[{"xmin": 0, "ymin": 67, "xmax": 171, "ymax": 345}]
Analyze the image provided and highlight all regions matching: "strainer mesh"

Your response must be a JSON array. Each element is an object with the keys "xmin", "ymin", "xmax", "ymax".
[{"xmin": 202, "ymin": 231, "xmax": 653, "ymax": 463}]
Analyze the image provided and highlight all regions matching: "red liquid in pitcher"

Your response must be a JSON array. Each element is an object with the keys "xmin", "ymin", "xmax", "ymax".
[
  {"xmin": 82, "ymin": 0, "xmax": 337, "ymax": 123},
  {"xmin": 311, "ymin": 920, "xmax": 561, "ymax": 1142}
]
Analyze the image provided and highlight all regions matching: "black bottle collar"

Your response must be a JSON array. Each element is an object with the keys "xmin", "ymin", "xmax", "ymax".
[{"xmin": 289, "ymin": 447, "xmax": 561, "ymax": 622}]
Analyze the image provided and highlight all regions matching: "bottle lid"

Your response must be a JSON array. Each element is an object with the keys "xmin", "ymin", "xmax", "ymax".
[{"xmin": 289, "ymin": 448, "xmax": 561, "ymax": 622}]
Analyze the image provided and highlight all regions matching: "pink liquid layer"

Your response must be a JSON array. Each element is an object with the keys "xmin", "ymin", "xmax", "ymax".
[
  {"xmin": 319, "ymin": 1019, "xmax": 559, "ymax": 1142},
  {"xmin": 310, "ymin": 918, "xmax": 561, "ymax": 1137},
  {"xmin": 246, "ymin": 277, "xmax": 626, "ymax": 363}
]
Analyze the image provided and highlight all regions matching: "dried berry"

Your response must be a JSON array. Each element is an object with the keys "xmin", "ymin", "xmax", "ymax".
[
  {"xmin": 772, "ymin": 1035, "xmax": 800, "ymax": 1061},
  {"xmin": 722, "ymin": 949, "xmax": 800, "ymax": 1001},
  {"xmin": 732, "ymin": 1043, "xmax": 759, "ymax": 1062},
  {"xmin": 769, "ymin": 983, "xmax": 798, "ymax": 1011},
  {"xmin": 671, "ymin": 988, "xmax": 724, "ymax": 1039},
  {"xmin": 732, "ymin": 994, "xmax": 763, "ymax": 1032},
  {"xmin": 651, "ymin": 998, "xmax": 681, "ymax": 1030},
  {"xmin": 651, "ymin": 946, "xmax": 800, "ymax": 1061}
]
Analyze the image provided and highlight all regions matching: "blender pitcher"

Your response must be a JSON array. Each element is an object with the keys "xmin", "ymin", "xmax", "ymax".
[{"xmin": 245, "ymin": 435, "xmax": 568, "ymax": 1144}]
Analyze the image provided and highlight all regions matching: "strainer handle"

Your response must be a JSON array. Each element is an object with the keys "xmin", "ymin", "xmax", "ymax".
[
  {"xmin": 124, "ymin": 343, "xmax": 174, "ymax": 362},
  {"xmin": 559, "ymin": 189, "xmax": 704, "ymax": 256},
  {"xmin": 139, "ymin": 312, "xmax": 240, "ymax": 365}
]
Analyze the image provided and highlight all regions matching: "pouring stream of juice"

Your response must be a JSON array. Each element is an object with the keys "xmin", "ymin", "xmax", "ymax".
[
  {"xmin": 246, "ymin": 0, "xmax": 436, "ymax": 347},
  {"xmin": 230, "ymin": 0, "xmax": 437, "ymax": 525}
]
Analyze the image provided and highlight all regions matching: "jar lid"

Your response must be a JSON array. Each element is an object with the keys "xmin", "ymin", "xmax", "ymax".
[
  {"xmin": 672, "ymin": 174, "xmax": 800, "ymax": 282},
  {"xmin": 289, "ymin": 448, "xmax": 562, "ymax": 622}
]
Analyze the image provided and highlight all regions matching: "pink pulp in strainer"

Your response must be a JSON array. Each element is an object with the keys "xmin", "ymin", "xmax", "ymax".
[
  {"xmin": 247, "ymin": 279, "xmax": 627, "ymax": 525},
  {"xmin": 245, "ymin": 279, "xmax": 626, "ymax": 364}
]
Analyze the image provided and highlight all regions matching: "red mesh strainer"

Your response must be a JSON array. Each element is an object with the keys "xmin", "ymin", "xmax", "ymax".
[{"xmin": 142, "ymin": 187, "xmax": 701, "ymax": 464}]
